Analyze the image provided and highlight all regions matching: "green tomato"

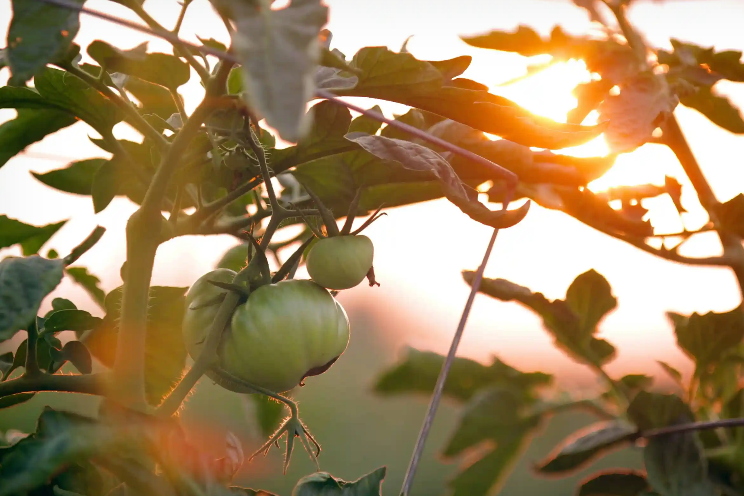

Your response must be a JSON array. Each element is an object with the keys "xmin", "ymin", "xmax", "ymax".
[
  {"xmin": 306, "ymin": 235, "xmax": 374, "ymax": 290},
  {"xmin": 221, "ymin": 280, "xmax": 350, "ymax": 393},
  {"xmin": 183, "ymin": 273, "xmax": 350, "ymax": 394}
]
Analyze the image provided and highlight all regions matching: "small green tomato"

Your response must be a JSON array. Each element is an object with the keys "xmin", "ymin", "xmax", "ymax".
[
  {"xmin": 306, "ymin": 235, "xmax": 374, "ymax": 290},
  {"xmin": 183, "ymin": 272, "xmax": 350, "ymax": 394}
]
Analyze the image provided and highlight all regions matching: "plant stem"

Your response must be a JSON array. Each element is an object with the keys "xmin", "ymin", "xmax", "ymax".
[
  {"xmin": 400, "ymin": 227, "xmax": 502, "ymax": 496},
  {"xmin": 63, "ymin": 64, "xmax": 168, "ymax": 150},
  {"xmin": 641, "ymin": 418, "xmax": 744, "ymax": 439},
  {"xmin": 170, "ymin": 88, "xmax": 188, "ymax": 123},
  {"xmin": 24, "ymin": 320, "xmax": 41, "ymax": 377},
  {"xmin": 0, "ymin": 373, "xmax": 106, "ymax": 398}
]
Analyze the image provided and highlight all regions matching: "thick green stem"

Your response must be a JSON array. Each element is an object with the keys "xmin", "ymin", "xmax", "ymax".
[
  {"xmin": 24, "ymin": 321, "xmax": 41, "ymax": 377},
  {"xmin": 113, "ymin": 65, "xmax": 233, "ymax": 410}
]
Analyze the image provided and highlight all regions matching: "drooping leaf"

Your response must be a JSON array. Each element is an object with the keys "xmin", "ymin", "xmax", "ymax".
[
  {"xmin": 65, "ymin": 267, "xmax": 106, "ymax": 308},
  {"xmin": 464, "ymin": 270, "xmax": 617, "ymax": 366},
  {"xmin": 0, "ymin": 256, "xmax": 65, "ymax": 341},
  {"xmin": 291, "ymin": 467, "xmax": 386, "ymax": 496},
  {"xmin": 578, "ymin": 472, "xmax": 650, "ymax": 496},
  {"xmin": 599, "ymin": 73, "xmax": 680, "ymax": 153},
  {"xmin": 374, "ymin": 348, "xmax": 551, "ymax": 402},
  {"xmin": 7, "ymin": 0, "xmax": 84, "ymax": 84},
  {"xmin": 0, "ymin": 215, "xmax": 67, "ymax": 256},
  {"xmin": 33, "ymin": 159, "xmax": 106, "ymax": 196},
  {"xmin": 0, "ymin": 109, "xmax": 77, "ymax": 170},
  {"xmin": 644, "ymin": 434, "xmax": 718, "ymax": 496},
  {"xmin": 87, "ymin": 41, "xmax": 191, "ymax": 89},
  {"xmin": 233, "ymin": 0, "xmax": 329, "ymax": 142},
  {"xmin": 535, "ymin": 421, "xmax": 636, "ymax": 474},
  {"xmin": 84, "ymin": 286, "xmax": 188, "ymax": 405},
  {"xmin": 345, "ymin": 133, "xmax": 530, "ymax": 229},
  {"xmin": 681, "ymin": 86, "xmax": 744, "ymax": 134},
  {"xmin": 667, "ymin": 306, "xmax": 744, "ymax": 368}
]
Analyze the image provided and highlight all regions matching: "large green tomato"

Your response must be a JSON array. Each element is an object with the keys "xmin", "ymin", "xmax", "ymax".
[
  {"xmin": 183, "ymin": 272, "xmax": 350, "ymax": 394},
  {"xmin": 306, "ymin": 235, "xmax": 374, "ymax": 290}
]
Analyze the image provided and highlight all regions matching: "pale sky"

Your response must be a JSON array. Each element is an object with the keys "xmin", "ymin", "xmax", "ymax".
[{"xmin": 1, "ymin": 0, "xmax": 744, "ymax": 383}]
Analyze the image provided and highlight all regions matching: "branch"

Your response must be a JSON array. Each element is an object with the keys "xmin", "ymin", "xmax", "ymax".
[
  {"xmin": 641, "ymin": 418, "xmax": 744, "ymax": 439},
  {"xmin": 63, "ymin": 64, "xmax": 168, "ymax": 150},
  {"xmin": 0, "ymin": 373, "xmax": 106, "ymax": 398}
]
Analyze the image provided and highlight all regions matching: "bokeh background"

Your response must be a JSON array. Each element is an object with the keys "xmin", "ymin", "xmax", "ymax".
[{"xmin": 1, "ymin": 0, "xmax": 744, "ymax": 494}]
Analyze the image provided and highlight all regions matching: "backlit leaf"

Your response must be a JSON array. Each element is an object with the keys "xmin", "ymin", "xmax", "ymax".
[
  {"xmin": 0, "ymin": 216, "xmax": 67, "ymax": 256},
  {"xmin": 578, "ymin": 472, "xmax": 650, "ymax": 496},
  {"xmin": 233, "ymin": 0, "xmax": 328, "ymax": 141},
  {"xmin": 0, "ymin": 256, "xmax": 64, "ymax": 341},
  {"xmin": 65, "ymin": 267, "xmax": 105, "ymax": 308},
  {"xmin": 33, "ymin": 159, "xmax": 105, "ymax": 196},
  {"xmin": 667, "ymin": 306, "xmax": 744, "ymax": 368},
  {"xmin": 87, "ymin": 41, "xmax": 190, "ymax": 89},
  {"xmin": 7, "ymin": 0, "xmax": 84, "ymax": 84},
  {"xmin": 0, "ymin": 109, "xmax": 76, "ymax": 170}
]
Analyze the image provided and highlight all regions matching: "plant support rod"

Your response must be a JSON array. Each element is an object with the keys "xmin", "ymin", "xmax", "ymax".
[{"xmin": 399, "ymin": 226, "xmax": 503, "ymax": 496}]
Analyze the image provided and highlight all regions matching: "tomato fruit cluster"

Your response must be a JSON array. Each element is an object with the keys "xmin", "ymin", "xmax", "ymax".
[{"xmin": 183, "ymin": 269, "xmax": 350, "ymax": 393}]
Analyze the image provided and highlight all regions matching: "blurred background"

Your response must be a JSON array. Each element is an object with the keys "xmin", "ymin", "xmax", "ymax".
[{"xmin": 1, "ymin": 0, "xmax": 743, "ymax": 494}]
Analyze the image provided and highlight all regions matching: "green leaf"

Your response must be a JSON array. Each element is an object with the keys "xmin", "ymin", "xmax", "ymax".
[
  {"xmin": 464, "ymin": 270, "xmax": 617, "ymax": 366},
  {"xmin": 0, "ymin": 353, "xmax": 12, "ymax": 378},
  {"xmin": 448, "ymin": 432, "xmax": 531, "ymax": 496},
  {"xmin": 348, "ymin": 105, "xmax": 384, "ymax": 135},
  {"xmin": 0, "ymin": 409, "xmax": 122, "ymax": 496},
  {"xmin": 599, "ymin": 73, "xmax": 680, "ymax": 153},
  {"xmin": 291, "ymin": 467, "xmax": 386, "ymax": 496},
  {"xmin": 33, "ymin": 159, "xmax": 106, "ymax": 196},
  {"xmin": 578, "ymin": 472, "xmax": 650, "ymax": 496},
  {"xmin": 272, "ymin": 100, "xmax": 354, "ymax": 171},
  {"xmin": 0, "ymin": 215, "xmax": 67, "ymax": 256},
  {"xmin": 233, "ymin": 0, "xmax": 329, "ymax": 142},
  {"xmin": 7, "ymin": 0, "xmax": 84, "ymax": 84},
  {"xmin": 0, "ymin": 109, "xmax": 77, "ymax": 170},
  {"xmin": 442, "ymin": 386, "xmax": 541, "ymax": 458},
  {"xmin": 217, "ymin": 244, "xmax": 250, "ymax": 273},
  {"xmin": 374, "ymin": 348, "xmax": 551, "ymax": 402},
  {"xmin": 0, "ymin": 256, "xmax": 65, "ymax": 341},
  {"xmin": 346, "ymin": 47, "xmax": 443, "ymax": 99},
  {"xmin": 84, "ymin": 286, "xmax": 188, "ymax": 405},
  {"xmin": 345, "ymin": 133, "xmax": 529, "ymax": 229},
  {"xmin": 667, "ymin": 306, "xmax": 744, "ymax": 368},
  {"xmin": 427, "ymin": 56, "xmax": 472, "ymax": 82},
  {"xmin": 65, "ymin": 267, "xmax": 105, "ymax": 308},
  {"xmin": 34, "ymin": 68, "xmax": 122, "ymax": 134},
  {"xmin": 535, "ymin": 421, "xmax": 636, "ymax": 474},
  {"xmin": 43, "ymin": 309, "xmax": 101, "ymax": 334},
  {"xmin": 681, "ymin": 86, "xmax": 744, "ymax": 134},
  {"xmin": 126, "ymin": 77, "xmax": 179, "ymax": 119},
  {"xmin": 87, "ymin": 41, "xmax": 190, "ymax": 89},
  {"xmin": 90, "ymin": 154, "xmax": 149, "ymax": 214},
  {"xmin": 54, "ymin": 341, "xmax": 92, "ymax": 374},
  {"xmin": 644, "ymin": 434, "xmax": 718, "ymax": 496},
  {"xmin": 661, "ymin": 39, "xmax": 744, "ymax": 83},
  {"xmin": 657, "ymin": 361, "xmax": 684, "ymax": 386},
  {"xmin": 627, "ymin": 391, "xmax": 694, "ymax": 431}
]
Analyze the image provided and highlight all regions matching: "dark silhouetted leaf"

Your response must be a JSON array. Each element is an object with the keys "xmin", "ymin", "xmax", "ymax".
[
  {"xmin": 681, "ymin": 86, "xmax": 744, "ymax": 134},
  {"xmin": 33, "ymin": 159, "xmax": 106, "ymax": 196},
  {"xmin": 715, "ymin": 194, "xmax": 744, "ymax": 238},
  {"xmin": 464, "ymin": 270, "xmax": 617, "ymax": 366},
  {"xmin": 233, "ymin": 0, "xmax": 328, "ymax": 141},
  {"xmin": 667, "ymin": 306, "xmax": 744, "ymax": 368},
  {"xmin": 0, "ymin": 256, "xmax": 65, "ymax": 341},
  {"xmin": 627, "ymin": 391, "xmax": 693, "ymax": 431},
  {"xmin": 536, "ymin": 421, "xmax": 636, "ymax": 474},
  {"xmin": 644, "ymin": 434, "xmax": 717, "ymax": 496},
  {"xmin": 375, "ymin": 348, "xmax": 551, "ymax": 402},
  {"xmin": 0, "ymin": 216, "xmax": 67, "ymax": 256},
  {"xmin": 0, "ymin": 109, "xmax": 77, "ymax": 170},
  {"xmin": 578, "ymin": 471, "xmax": 650, "ymax": 496},
  {"xmin": 568, "ymin": 79, "xmax": 614, "ymax": 125},
  {"xmin": 54, "ymin": 341, "xmax": 92, "ymax": 374},
  {"xmin": 65, "ymin": 267, "xmax": 106, "ymax": 308},
  {"xmin": 84, "ymin": 286, "xmax": 188, "ymax": 405},
  {"xmin": 292, "ymin": 467, "xmax": 386, "ymax": 496},
  {"xmin": 657, "ymin": 361, "xmax": 684, "ymax": 386},
  {"xmin": 0, "ymin": 393, "xmax": 35, "ymax": 410},
  {"xmin": 43, "ymin": 309, "xmax": 101, "ymax": 334},
  {"xmin": 87, "ymin": 41, "xmax": 190, "ymax": 89},
  {"xmin": 7, "ymin": 0, "xmax": 84, "ymax": 84}
]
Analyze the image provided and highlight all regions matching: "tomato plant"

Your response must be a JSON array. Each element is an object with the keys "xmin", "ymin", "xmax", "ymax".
[{"xmin": 0, "ymin": 0, "xmax": 743, "ymax": 495}]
